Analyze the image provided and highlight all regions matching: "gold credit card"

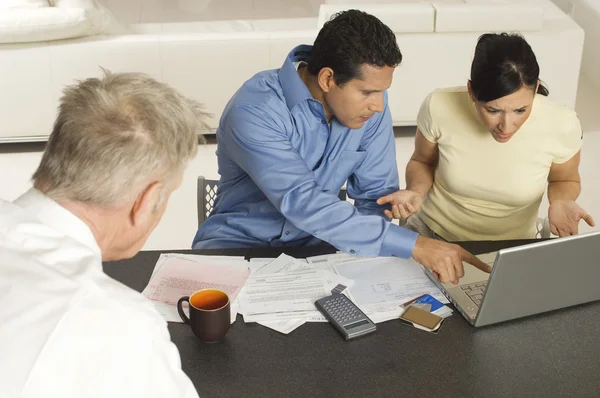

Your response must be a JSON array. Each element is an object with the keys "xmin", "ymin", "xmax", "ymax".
[{"xmin": 399, "ymin": 305, "xmax": 443, "ymax": 330}]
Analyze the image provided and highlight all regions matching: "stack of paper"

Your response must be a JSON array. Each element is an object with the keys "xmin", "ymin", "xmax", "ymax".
[
  {"xmin": 142, "ymin": 254, "xmax": 250, "ymax": 324},
  {"xmin": 236, "ymin": 254, "xmax": 353, "ymax": 334},
  {"xmin": 142, "ymin": 251, "xmax": 451, "ymax": 336},
  {"xmin": 306, "ymin": 253, "xmax": 449, "ymax": 323}
]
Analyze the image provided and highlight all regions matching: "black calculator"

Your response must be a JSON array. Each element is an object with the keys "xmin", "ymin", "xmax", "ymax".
[{"xmin": 315, "ymin": 294, "xmax": 377, "ymax": 340}]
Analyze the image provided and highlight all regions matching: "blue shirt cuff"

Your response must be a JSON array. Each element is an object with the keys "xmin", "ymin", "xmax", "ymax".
[{"xmin": 379, "ymin": 224, "xmax": 418, "ymax": 259}]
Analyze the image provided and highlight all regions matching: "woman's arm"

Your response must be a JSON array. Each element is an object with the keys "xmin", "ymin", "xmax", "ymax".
[
  {"xmin": 406, "ymin": 128, "xmax": 439, "ymax": 197},
  {"xmin": 377, "ymin": 128, "xmax": 439, "ymax": 219},
  {"xmin": 547, "ymin": 150, "xmax": 581, "ymax": 202},
  {"xmin": 547, "ymin": 150, "xmax": 595, "ymax": 235}
]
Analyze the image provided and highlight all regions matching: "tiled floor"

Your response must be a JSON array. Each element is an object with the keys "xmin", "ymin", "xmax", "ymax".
[{"xmin": 99, "ymin": 0, "xmax": 324, "ymax": 24}]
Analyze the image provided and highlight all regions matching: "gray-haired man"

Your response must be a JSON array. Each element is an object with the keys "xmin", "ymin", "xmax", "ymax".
[{"xmin": 0, "ymin": 71, "xmax": 205, "ymax": 398}]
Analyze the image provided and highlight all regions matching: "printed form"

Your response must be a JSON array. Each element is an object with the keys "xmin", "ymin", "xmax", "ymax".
[{"xmin": 143, "ymin": 254, "xmax": 250, "ymax": 324}]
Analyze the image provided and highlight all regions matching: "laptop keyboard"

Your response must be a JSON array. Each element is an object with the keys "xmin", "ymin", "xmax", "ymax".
[{"xmin": 461, "ymin": 281, "xmax": 488, "ymax": 307}]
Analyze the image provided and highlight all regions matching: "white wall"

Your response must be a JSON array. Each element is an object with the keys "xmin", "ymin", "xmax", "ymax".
[
  {"xmin": 1, "ymin": 75, "xmax": 599, "ymax": 251},
  {"xmin": 552, "ymin": 0, "xmax": 600, "ymax": 88}
]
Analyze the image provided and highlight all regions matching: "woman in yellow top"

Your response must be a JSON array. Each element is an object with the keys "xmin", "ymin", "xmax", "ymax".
[{"xmin": 378, "ymin": 33, "xmax": 594, "ymax": 241}]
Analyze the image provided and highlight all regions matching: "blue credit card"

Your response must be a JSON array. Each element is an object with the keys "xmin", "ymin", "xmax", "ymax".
[{"xmin": 414, "ymin": 294, "xmax": 445, "ymax": 312}]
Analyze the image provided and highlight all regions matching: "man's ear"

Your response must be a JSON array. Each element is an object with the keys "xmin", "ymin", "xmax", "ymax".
[
  {"xmin": 317, "ymin": 67, "xmax": 336, "ymax": 93},
  {"xmin": 130, "ymin": 181, "xmax": 163, "ymax": 227}
]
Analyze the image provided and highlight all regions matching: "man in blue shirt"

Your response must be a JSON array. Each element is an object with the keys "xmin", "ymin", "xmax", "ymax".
[{"xmin": 193, "ymin": 10, "xmax": 489, "ymax": 284}]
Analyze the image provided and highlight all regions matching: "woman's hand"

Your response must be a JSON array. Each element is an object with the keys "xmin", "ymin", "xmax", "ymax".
[{"xmin": 548, "ymin": 200, "xmax": 595, "ymax": 236}]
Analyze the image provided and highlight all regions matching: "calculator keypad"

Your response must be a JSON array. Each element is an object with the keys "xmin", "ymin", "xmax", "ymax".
[{"xmin": 321, "ymin": 296, "xmax": 364, "ymax": 324}]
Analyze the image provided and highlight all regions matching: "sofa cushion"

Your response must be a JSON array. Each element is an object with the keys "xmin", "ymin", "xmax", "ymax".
[
  {"xmin": 0, "ymin": 0, "xmax": 121, "ymax": 43},
  {"xmin": 318, "ymin": 3, "xmax": 435, "ymax": 33},
  {"xmin": 0, "ymin": 7, "xmax": 92, "ymax": 43},
  {"xmin": 433, "ymin": 2, "xmax": 544, "ymax": 32},
  {"xmin": 51, "ymin": 0, "xmax": 117, "ymax": 34},
  {"xmin": 0, "ymin": 0, "xmax": 49, "ymax": 8}
]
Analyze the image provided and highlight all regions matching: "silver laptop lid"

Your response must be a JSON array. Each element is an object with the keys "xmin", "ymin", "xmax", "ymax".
[{"xmin": 474, "ymin": 231, "xmax": 600, "ymax": 327}]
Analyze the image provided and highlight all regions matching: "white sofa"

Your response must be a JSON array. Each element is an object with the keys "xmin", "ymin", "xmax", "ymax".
[
  {"xmin": 0, "ymin": 0, "xmax": 584, "ymax": 143},
  {"xmin": 553, "ymin": 0, "xmax": 600, "ymax": 88},
  {"xmin": 0, "ymin": 0, "xmax": 119, "ymax": 44}
]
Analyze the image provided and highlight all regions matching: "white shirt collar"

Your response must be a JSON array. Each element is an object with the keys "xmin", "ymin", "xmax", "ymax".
[{"xmin": 14, "ymin": 188, "xmax": 101, "ymax": 256}]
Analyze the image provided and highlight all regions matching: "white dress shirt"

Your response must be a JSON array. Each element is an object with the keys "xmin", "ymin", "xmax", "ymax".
[{"xmin": 0, "ymin": 189, "xmax": 199, "ymax": 398}]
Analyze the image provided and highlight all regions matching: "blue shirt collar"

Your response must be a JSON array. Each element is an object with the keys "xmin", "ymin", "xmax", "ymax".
[{"xmin": 278, "ymin": 45, "xmax": 314, "ymax": 111}]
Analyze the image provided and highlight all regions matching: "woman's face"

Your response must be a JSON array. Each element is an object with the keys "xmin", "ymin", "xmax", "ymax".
[{"xmin": 468, "ymin": 81, "xmax": 538, "ymax": 143}]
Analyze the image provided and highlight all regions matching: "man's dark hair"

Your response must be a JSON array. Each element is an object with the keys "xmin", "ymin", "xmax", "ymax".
[{"xmin": 307, "ymin": 10, "xmax": 402, "ymax": 87}]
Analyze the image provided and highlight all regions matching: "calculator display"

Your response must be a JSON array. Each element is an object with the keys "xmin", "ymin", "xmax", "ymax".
[{"xmin": 344, "ymin": 320, "xmax": 369, "ymax": 330}]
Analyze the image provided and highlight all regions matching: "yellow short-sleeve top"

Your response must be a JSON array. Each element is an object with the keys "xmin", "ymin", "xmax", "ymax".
[{"xmin": 417, "ymin": 87, "xmax": 582, "ymax": 241}]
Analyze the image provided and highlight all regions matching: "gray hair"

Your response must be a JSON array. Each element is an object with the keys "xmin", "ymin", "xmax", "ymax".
[{"xmin": 33, "ymin": 70, "xmax": 208, "ymax": 207}]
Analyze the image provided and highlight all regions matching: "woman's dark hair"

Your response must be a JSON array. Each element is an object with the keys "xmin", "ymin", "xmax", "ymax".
[
  {"xmin": 307, "ymin": 10, "xmax": 402, "ymax": 87},
  {"xmin": 470, "ymin": 33, "xmax": 549, "ymax": 102}
]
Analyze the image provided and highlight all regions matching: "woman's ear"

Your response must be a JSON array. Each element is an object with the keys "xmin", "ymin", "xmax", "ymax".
[{"xmin": 467, "ymin": 80, "xmax": 476, "ymax": 102}]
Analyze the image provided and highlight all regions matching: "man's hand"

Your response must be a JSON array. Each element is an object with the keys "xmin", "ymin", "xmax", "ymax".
[
  {"xmin": 411, "ymin": 236, "xmax": 492, "ymax": 284},
  {"xmin": 548, "ymin": 200, "xmax": 595, "ymax": 236},
  {"xmin": 377, "ymin": 189, "xmax": 423, "ymax": 219}
]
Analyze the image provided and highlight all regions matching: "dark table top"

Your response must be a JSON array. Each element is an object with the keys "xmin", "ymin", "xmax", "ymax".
[{"xmin": 103, "ymin": 240, "xmax": 600, "ymax": 398}]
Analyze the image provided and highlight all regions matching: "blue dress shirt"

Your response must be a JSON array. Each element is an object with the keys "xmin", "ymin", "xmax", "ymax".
[{"xmin": 192, "ymin": 45, "xmax": 418, "ymax": 258}]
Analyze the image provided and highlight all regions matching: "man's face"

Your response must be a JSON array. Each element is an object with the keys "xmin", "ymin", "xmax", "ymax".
[{"xmin": 324, "ymin": 64, "xmax": 394, "ymax": 129}]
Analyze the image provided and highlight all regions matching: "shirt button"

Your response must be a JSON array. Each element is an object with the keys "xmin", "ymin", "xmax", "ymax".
[
  {"xmin": 350, "ymin": 250, "xmax": 355, "ymax": 254},
  {"xmin": 321, "ymin": 120, "xmax": 327, "ymax": 124},
  {"xmin": 285, "ymin": 231, "xmax": 290, "ymax": 236}
]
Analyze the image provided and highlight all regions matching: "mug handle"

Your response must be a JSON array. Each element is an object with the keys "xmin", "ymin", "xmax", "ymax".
[{"xmin": 177, "ymin": 296, "xmax": 191, "ymax": 324}]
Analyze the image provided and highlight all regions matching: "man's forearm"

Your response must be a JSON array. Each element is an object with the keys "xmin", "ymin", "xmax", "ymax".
[
  {"xmin": 406, "ymin": 159, "xmax": 435, "ymax": 197},
  {"xmin": 548, "ymin": 181, "xmax": 581, "ymax": 203}
]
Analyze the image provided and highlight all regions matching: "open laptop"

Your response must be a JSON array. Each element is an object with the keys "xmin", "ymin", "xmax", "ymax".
[{"xmin": 424, "ymin": 231, "xmax": 600, "ymax": 327}]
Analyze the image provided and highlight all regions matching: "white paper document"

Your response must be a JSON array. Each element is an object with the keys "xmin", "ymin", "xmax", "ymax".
[
  {"xmin": 251, "ymin": 254, "xmax": 310, "ymax": 275},
  {"xmin": 143, "ymin": 254, "xmax": 250, "ymax": 324},
  {"xmin": 334, "ymin": 257, "xmax": 447, "ymax": 304},
  {"xmin": 257, "ymin": 319, "xmax": 307, "ymax": 334},
  {"xmin": 239, "ymin": 268, "xmax": 330, "ymax": 323},
  {"xmin": 306, "ymin": 252, "xmax": 370, "ymax": 272}
]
